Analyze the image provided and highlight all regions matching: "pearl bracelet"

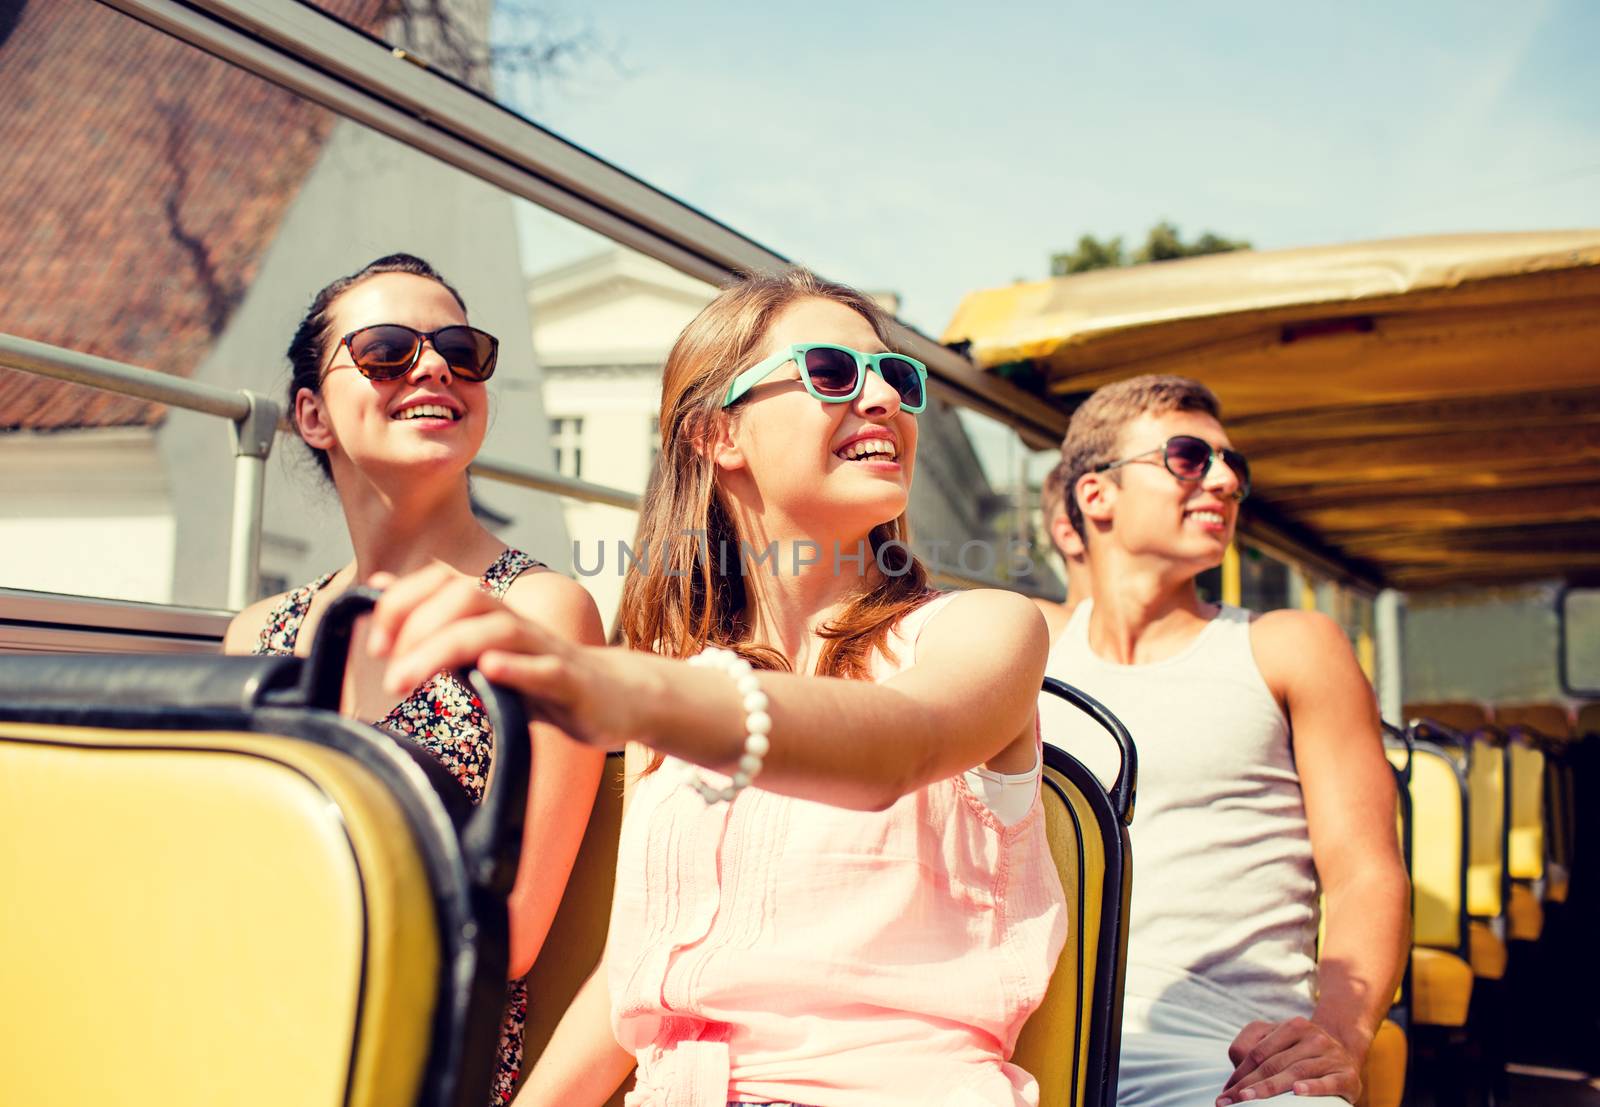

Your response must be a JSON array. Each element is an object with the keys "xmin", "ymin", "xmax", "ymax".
[{"xmin": 682, "ymin": 646, "xmax": 771, "ymax": 803}]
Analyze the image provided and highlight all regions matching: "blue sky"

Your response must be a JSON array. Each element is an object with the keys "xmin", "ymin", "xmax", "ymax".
[{"xmin": 509, "ymin": 0, "xmax": 1600, "ymax": 333}]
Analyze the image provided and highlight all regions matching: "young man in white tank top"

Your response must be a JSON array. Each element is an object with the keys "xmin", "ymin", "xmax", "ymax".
[{"xmin": 1038, "ymin": 376, "xmax": 1408, "ymax": 1107}]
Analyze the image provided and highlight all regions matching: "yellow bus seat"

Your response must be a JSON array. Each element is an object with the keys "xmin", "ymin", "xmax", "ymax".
[
  {"xmin": 1462, "ymin": 729, "xmax": 1509, "ymax": 980},
  {"xmin": 1, "ymin": 721, "xmax": 440, "ymax": 1107},
  {"xmin": 0, "ymin": 592, "xmax": 526, "ymax": 1107},
  {"xmin": 1468, "ymin": 921, "xmax": 1508, "ymax": 981},
  {"xmin": 1402, "ymin": 738, "xmax": 1477, "ymax": 1025},
  {"xmin": 1496, "ymin": 710, "xmax": 1549, "ymax": 937},
  {"xmin": 1360, "ymin": 1017, "xmax": 1408, "ymax": 1107},
  {"xmin": 521, "ymin": 751, "xmax": 629, "ymax": 1107},
  {"xmin": 1465, "ymin": 861, "xmax": 1503, "ymax": 922},
  {"xmin": 1505, "ymin": 740, "xmax": 1545, "ymax": 885},
  {"xmin": 1014, "ymin": 679, "xmax": 1136, "ymax": 1107},
  {"xmin": 1502, "ymin": 704, "xmax": 1578, "ymax": 905},
  {"xmin": 1410, "ymin": 947, "xmax": 1474, "ymax": 1028},
  {"xmin": 1507, "ymin": 883, "xmax": 1543, "ymax": 942},
  {"xmin": 1493, "ymin": 703, "xmax": 1570, "ymax": 742},
  {"xmin": 1014, "ymin": 744, "xmax": 1134, "ymax": 1107},
  {"xmin": 1405, "ymin": 744, "xmax": 1466, "ymax": 955},
  {"xmin": 1404, "ymin": 702, "xmax": 1489, "ymax": 736},
  {"xmin": 1462, "ymin": 731, "xmax": 1508, "ymax": 962}
]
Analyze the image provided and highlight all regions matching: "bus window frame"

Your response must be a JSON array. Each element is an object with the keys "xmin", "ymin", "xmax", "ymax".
[{"xmin": 1556, "ymin": 584, "xmax": 1600, "ymax": 697}]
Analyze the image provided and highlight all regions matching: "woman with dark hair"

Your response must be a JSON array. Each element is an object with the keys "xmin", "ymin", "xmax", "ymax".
[
  {"xmin": 223, "ymin": 253, "xmax": 605, "ymax": 1105},
  {"xmin": 365, "ymin": 269, "xmax": 1067, "ymax": 1107}
]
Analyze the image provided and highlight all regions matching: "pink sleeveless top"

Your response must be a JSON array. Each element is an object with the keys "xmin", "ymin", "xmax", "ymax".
[{"xmin": 606, "ymin": 593, "xmax": 1068, "ymax": 1107}]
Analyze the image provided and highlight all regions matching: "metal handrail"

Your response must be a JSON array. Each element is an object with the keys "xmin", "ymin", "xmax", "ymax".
[
  {"xmin": 3, "ymin": 332, "xmax": 1068, "ymax": 607},
  {"xmin": 1, "ymin": 333, "xmax": 253, "ymax": 422},
  {"xmin": 1, "ymin": 332, "xmax": 652, "ymax": 609},
  {"xmin": 468, "ymin": 455, "xmax": 640, "ymax": 512}
]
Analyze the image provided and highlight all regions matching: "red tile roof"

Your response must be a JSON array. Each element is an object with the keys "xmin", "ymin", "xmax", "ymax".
[{"xmin": 0, "ymin": 0, "xmax": 385, "ymax": 429}]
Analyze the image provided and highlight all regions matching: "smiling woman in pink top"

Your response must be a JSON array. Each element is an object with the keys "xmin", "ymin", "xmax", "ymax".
[{"xmin": 367, "ymin": 269, "xmax": 1068, "ymax": 1107}]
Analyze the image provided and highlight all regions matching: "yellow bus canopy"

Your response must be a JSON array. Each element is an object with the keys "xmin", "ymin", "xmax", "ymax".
[{"xmin": 943, "ymin": 231, "xmax": 1600, "ymax": 591}]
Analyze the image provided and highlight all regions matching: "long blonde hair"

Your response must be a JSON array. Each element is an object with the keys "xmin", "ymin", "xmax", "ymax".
[{"xmin": 616, "ymin": 268, "xmax": 931, "ymax": 679}]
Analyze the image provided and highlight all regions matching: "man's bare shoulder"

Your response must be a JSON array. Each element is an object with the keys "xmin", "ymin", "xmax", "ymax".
[
  {"xmin": 1249, "ymin": 607, "xmax": 1352, "ymax": 651},
  {"xmin": 1249, "ymin": 608, "xmax": 1366, "ymax": 698}
]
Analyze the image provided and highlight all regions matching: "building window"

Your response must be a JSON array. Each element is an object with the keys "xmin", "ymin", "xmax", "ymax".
[{"xmin": 550, "ymin": 417, "xmax": 583, "ymax": 479}]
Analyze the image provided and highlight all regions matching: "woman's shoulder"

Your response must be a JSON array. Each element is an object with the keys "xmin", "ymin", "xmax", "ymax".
[
  {"xmin": 221, "ymin": 570, "xmax": 339, "ymax": 655},
  {"xmin": 500, "ymin": 562, "xmax": 607, "ymax": 646},
  {"xmin": 223, "ymin": 592, "xmax": 287, "ymax": 654},
  {"xmin": 897, "ymin": 587, "xmax": 1048, "ymax": 666},
  {"xmin": 916, "ymin": 587, "xmax": 1047, "ymax": 637}
]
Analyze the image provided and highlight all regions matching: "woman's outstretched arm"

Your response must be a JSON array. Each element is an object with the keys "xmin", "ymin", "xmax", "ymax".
[{"xmin": 367, "ymin": 566, "xmax": 1048, "ymax": 812}]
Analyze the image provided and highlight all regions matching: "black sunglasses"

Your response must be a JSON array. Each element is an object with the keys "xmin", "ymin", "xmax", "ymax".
[
  {"xmin": 722, "ymin": 343, "xmax": 928, "ymax": 413},
  {"xmin": 325, "ymin": 323, "xmax": 499, "ymax": 383},
  {"xmin": 1093, "ymin": 434, "xmax": 1251, "ymax": 501}
]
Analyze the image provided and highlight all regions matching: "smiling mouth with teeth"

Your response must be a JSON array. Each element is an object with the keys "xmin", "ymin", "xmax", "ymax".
[
  {"xmin": 393, "ymin": 404, "xmax": 460, "ymax": 422},
  {"xmin": 836, "ymin": 439, "xmax": 897, "ymax": 462},
  {"xmin": 1187, "ymin": 510, "xmax": 1226, "ymax": 525}
]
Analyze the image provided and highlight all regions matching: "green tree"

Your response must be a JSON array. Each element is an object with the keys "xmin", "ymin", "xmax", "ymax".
[
  {"xmin": 1053, "ymin": 233, "xmax": 1126, "ymax": 274},
  {"xmin": 1050, "ymin": 220, "xmax": 1249, "ymax": 275}
]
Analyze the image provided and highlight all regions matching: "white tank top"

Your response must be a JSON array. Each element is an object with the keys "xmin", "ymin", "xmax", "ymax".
[{"xmin": 1038, "ymin": 601, "xmax": 1319, "ymax": 1031}]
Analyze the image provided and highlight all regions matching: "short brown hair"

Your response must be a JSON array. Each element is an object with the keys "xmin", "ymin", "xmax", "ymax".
[{"xmin": 1060, "ymin": 374, "xmax": 1222, "ymax": 539}]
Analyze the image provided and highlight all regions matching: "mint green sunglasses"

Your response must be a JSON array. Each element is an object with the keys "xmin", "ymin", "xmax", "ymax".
[{"xmin": 722, "ymin": 343, "xmax": 929, "ymax": 413}]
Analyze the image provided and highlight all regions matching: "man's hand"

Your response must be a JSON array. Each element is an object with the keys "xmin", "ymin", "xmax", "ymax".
[{"xmin": 1216, "ymin": 1017, "xmax": 1362, "ymax": 1105}]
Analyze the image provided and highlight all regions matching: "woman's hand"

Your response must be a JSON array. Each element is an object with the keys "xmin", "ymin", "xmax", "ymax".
[{"xmin": 366, "ymin": 564, "xmax": 643, "ymax": 749}]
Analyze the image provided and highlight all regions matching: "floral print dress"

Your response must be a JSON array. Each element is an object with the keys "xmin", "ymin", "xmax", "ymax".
[{"xmin": 254, "ymin": 548, "xmax": 544, "ymax": 1104}]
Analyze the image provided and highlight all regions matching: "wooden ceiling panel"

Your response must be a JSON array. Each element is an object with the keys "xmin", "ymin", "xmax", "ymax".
[
  {"xmin": 1245, "ymin": 426, "xmax": 1600, "ymax": 487},
  {"xmin": 1332, "ymin": 521, "xmax": 1600, "ymax": 556},
  {"xmin": 1046, "ymin": 297, "xmax": 1600, "ymax": 420},
  {"xmin": 1266, "ymin": 465, "xmax": 1600, "ymax": 510},
  {"xmin": 949, "ymin": 233, "xmax": 1600, "ymax": 591},
  {"xmin": 1227, "ymin": 387, "xmax": 1600, "ymax": 445},
  {"xmin": 1303, "ymin": 485, "xmax": 1600, "ymax": 535}
]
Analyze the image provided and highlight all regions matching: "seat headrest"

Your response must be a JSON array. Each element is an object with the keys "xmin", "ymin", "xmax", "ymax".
[{"xmin": 0, "ymin": 653, "xmax": 301, "ymax": 714}]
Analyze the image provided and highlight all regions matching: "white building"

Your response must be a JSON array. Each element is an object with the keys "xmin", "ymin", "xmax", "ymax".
[{"xmin": 531, "ymin": 250, "xmax": 714, "ymax": 622}]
